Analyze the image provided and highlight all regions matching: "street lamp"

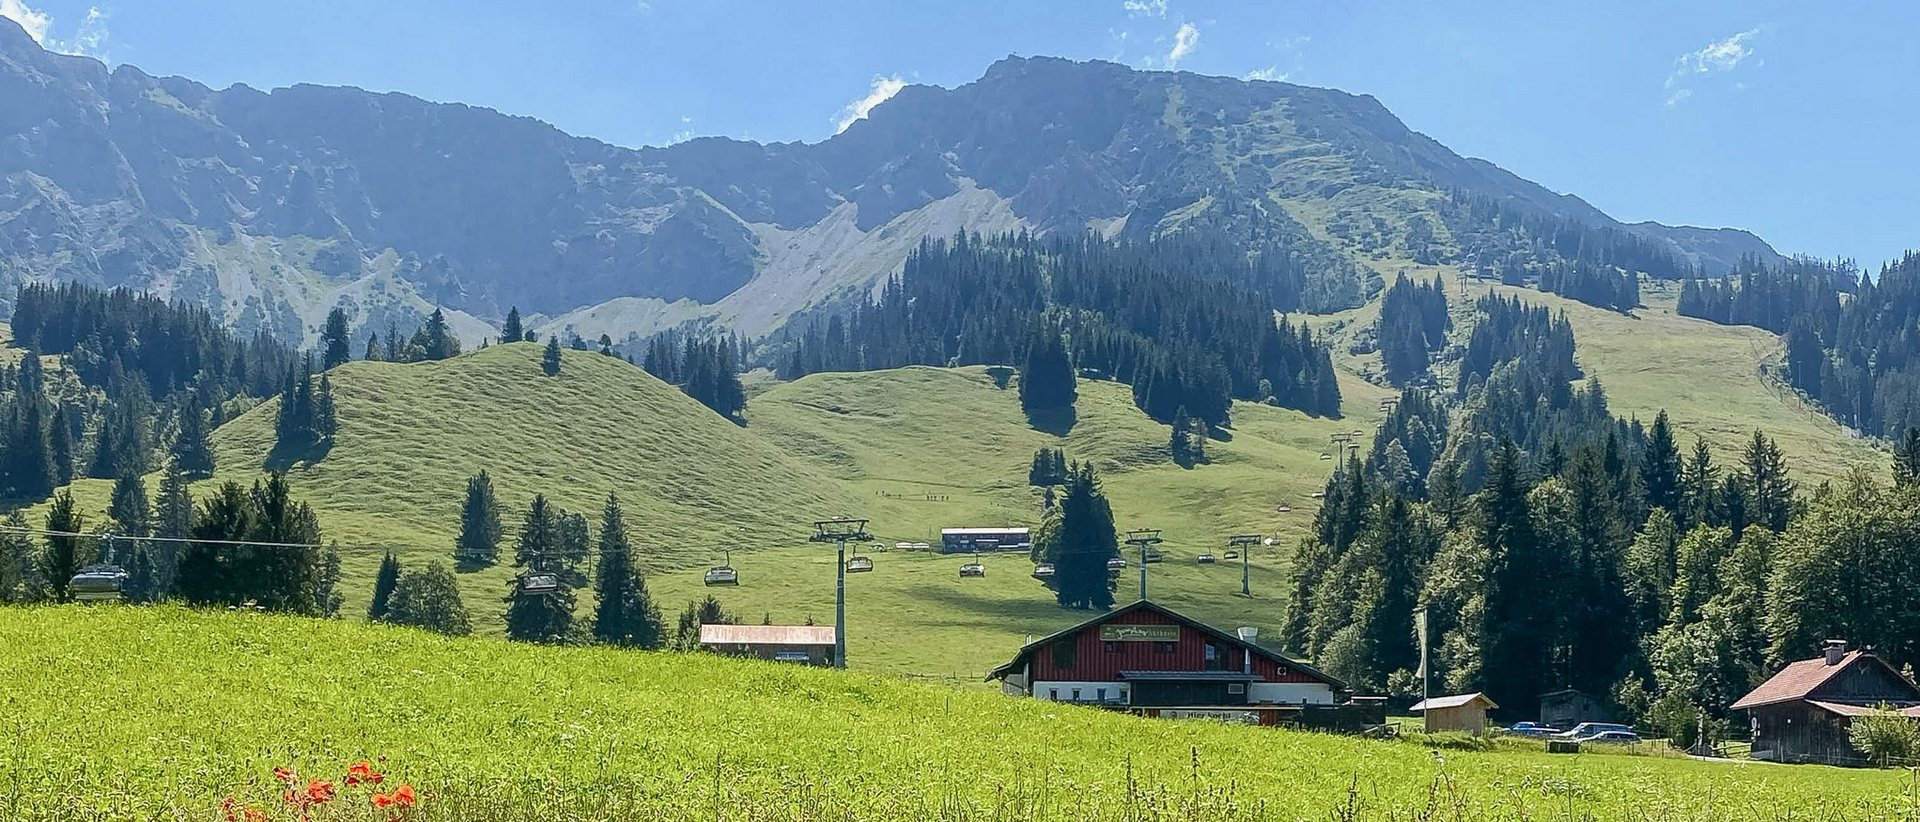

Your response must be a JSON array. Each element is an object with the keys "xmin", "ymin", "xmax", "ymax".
[
  {"xmin": 1228, "ymin": 534, "xmax": 1263, "ymax": 597},
  {"xmin": 810, "ymin": 517, "xmax": 872, "ymax": 670},
  {"xmin": 1123, "ymin": 528, "xmax": 1163, "ymax": 602}
]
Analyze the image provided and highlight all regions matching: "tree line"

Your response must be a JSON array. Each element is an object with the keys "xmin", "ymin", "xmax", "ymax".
[
  {"xmin": 778, "ymin": 232, "xmax": 1343, "ymax": 428},
  {"xmin": 1375, "ymin": 275, "xmax": 1450, "ymax": 386}
]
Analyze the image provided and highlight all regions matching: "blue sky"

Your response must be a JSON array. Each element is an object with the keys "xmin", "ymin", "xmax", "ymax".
[{"xmin": 6, "ymin": 0, "xmax": 1915, "ymax": 266}]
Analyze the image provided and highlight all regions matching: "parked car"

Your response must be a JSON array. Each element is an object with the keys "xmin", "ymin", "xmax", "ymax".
[
  {"xmin": 1577, "ymin": 730, "xmax": 1642, "ymax": 744},
  {"xmin": 1505, "ymin": 722, "xmax": 1560, "ymax": 737},
  {"xmin": 1555, "ymin": 722, "xmax": 1634, "ymax": 739}
]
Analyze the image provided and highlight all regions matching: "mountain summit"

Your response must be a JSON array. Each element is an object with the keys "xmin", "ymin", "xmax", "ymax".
[{"xmin": 0, "ymin": 22, "xmax": 1776, "ymax": 343}]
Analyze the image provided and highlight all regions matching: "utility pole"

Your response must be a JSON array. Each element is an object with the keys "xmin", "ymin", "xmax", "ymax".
[
  {"xmin": 1124, "ymin": 529, "xmax": 1163, "ymax": 602},
  {"xmin": 810, "ymin": 518, "xmax": 872, "ymax": 670},
  {"xmin": 1228, "ymin": 534, "xmax": 1262, "ymax": 597},
  {"xmin": 1416, "ymin": 605, "xmax": 1431, "ymax": 733}
]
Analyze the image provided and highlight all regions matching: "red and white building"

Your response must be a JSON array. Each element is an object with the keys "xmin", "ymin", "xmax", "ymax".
[{"xmin": 988, "ymin": 600, "xmax": 1345, "ymax": 722}]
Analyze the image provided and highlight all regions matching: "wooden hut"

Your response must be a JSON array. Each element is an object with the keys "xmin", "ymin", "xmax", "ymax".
[{"xmin": 1410, "ymin": 692, "xmax": 1498, "ymax": 734}]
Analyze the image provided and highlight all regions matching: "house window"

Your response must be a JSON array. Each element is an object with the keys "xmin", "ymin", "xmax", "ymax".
[
  {"xmin": 1203, "ymin": 642, "xmax": 1224, "ymax": 671},
  {"xmin": 1072, "ymin": 688, "xmax": 1082, "ymax": 702},
  {"xmin": 1155, "ymin": 641, "xmax": 1176, "ymax": 654},
  {"xmin": 1053, "ymin": 641, "xmax": 1077, "ymax": 669},
  {"xmin": 1048, "ymin": 689, "xmax": 1059, "ymax": 701},
  {"xmin": 1228, "ymin": 683, "xmax": 1246, "ymax": 695},
  {"xmin": 1104, "ymin": 641, "xmax": 1121, "ymax": 653},
  {"xmin": 1097, "ymin": 688, "xmax": 1108, "ymax": 703}
]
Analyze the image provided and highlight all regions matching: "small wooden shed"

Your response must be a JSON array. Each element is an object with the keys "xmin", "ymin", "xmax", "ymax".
[{"xmin": 1410, "ymin": 692, "xmax": 1499, "ymax": 734}]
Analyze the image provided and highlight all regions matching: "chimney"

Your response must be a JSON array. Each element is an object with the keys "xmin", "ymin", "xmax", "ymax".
[
  {"xmin": 1237, "ymin": 627, "xmax": 1258, "ymax": 675},
  {"xmin": 1824, "ymin": 639, "xmax": 1848, "ymax": 666}
]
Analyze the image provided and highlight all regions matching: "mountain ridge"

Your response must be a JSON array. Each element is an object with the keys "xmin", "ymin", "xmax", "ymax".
[{"xmin": 0, "ymin": 20, "xmax": 1779, "ymax": 345}]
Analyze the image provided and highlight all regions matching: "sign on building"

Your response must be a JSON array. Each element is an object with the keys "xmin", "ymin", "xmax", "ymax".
[{"xmin": 1099, "ymin": 624, "xmax": 1181, "ymax": 642}]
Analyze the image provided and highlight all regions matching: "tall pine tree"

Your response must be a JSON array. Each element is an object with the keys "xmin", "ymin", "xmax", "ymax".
[
  {"xmin": 454, "ymin": 470, "xmax": 504, "ymax": 568},
  {"xmin": 591, "ymin": 493, "xmax": 663, "ymax": 648}
]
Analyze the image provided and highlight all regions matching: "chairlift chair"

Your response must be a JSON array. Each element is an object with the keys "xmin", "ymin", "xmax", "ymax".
[
  {"xmin": 1106, "ymin": 556, "xmax": 1127, "ymax": 571},
  {"xmin": 845, "ymin": 552, "xmax": 874, "ymax": 574},
  {"xmin": 1223, "ymin": 549, "xmax": 1240, "ymax": 561},
  {"xmin": 69, "ymin": 564, "xmax": 128, "ymax": 603},
  {"xmin": 704, "ymin": 551, "xmax": 740, "ymax": 587},
  {"xmin": 519, "ymin": 573, "xmax": 560, "ymax": 595},
  {"xmin": 1143, "ymin": 549, "xmax": 1165, "ymax": 564},
  {"xmin": 960, "ymin": 553, "xmax": 986, "ymax": 577},
  {"xmin": 1197, "ymin": 553, "xmax": 1217, "ymax": 565},
  {"xmin": 1031, "ymin": 562, "xmax": 1055, "ymax": 580}
]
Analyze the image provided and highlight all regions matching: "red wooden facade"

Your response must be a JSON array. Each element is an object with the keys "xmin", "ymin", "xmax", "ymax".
[{"xmin": 1033, "ymin": 607, "xmax": 1326, "ymax": 683}]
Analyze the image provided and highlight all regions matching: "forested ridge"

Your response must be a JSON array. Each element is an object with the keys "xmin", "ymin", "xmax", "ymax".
[
  {"xmin": 779, "ymin": 233, "xmax": 1345, "ymax": 427},
  {"xmin": 1679, "ymin": 252, "xmax": 1920, "ymax": 439}
]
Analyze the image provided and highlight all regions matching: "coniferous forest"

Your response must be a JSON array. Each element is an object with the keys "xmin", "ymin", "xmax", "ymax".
[{"xmin": 779, "ymin": 233, "xmax": 1345, "ymax": 427}]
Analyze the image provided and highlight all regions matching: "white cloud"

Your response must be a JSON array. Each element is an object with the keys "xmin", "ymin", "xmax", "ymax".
[
  {"xmin": 1245, "ymin": 35, "xmax": 1309, "ymax": 83},
  {"xmin": 1165, "ymin": 21, "xmax": 1199, "ymax": 69},
  {"xmin": 1244, "ymin": 66, "xmax": 1287, "ymax": 82},
  {"xmin": 1664, "ymin": 27, "xmax": 1761, "ymax": 107},
  {"xmin": 0, "ymin": 0, "xmax": 110, "ymax": 60},
  {"xmin": 0, "ymin": 0, "xmax": 52, "ymax": 43},
  {"xmin": 834, "ymin": 74, "xmax": 906, "ymax": 134},
  {"xmin": 1123, "ymin": 0, "xmax": 1167, "ymax": 17}
]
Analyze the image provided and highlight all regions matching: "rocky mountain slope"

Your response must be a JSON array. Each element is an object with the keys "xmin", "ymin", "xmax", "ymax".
[{"xmin": 0, "ymin": 18, "xmax": 1778, "ymax": 345}]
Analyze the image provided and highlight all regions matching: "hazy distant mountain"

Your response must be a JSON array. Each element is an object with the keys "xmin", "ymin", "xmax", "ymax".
[{"xmin": 0, "ymin": 20, "xmax": 1778, "ymax": 345}]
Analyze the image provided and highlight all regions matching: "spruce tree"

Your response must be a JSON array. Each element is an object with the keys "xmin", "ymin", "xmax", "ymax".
[
  {"xmin": 172, "ymin": 398, "xmax": 216, "ymax": 477},
  {"xmin": 1476, "ymin": 442, "xmax": 1551, "ymax": 712},
  {"xmin": 42, "ymin": 490, "xmax": 83, "ymax": 602},
  {"xmin": 1742, "ymin": 430, "xmax": 1795, "ymax": 533},
  {"xmin": 1897, "ymin": 428, "xmax": 1920, "ymax": 489},
  {"xmin": 454, "ymin": 470, "xmax": 504, "ymax": 568},
  {"xmin": 505, "ymin": 497, "xmax": 576, "ymax": 644},
  {"xmin": 0, "ymin": 511, "xmax": 43, "ymax": 603},
  {"xmin": 108, "ymin": 473, "xmax": 151, "ymax": 537},
  {"xmin": 1679, "ymin": 438, "xmax": 1719, "ymax": 531},
  {"xmin": 1018, "ymin": 325, "xmax": 1076, "ymax": 414},
  {"xmin": 1169, "ymin": 405, "xmax": 1195, "ymax": 467},
  {"xmin": 364, "ymin": 332, "xmax": 382, "ymax": 362},
  {"xmin": 314, "ymin": 374, "xmax": 338, "ymax": 444},
  {"xmin": 1051, "ymin": 464, "xmax": 1117, "ymax": 610},
  {"xmin": 592, "ymin": 493, "xmax": 663, "ymax": 648},
  {"xmin": 501, "ymin": 307, "xmax": 524, "ymax": 345},
  {"xmin": 154, "ymin": 461, "xmax": 194, "ymax": 539},
  {"xmin": 10, "ymin": 400, "xmax": 54, "ymax": 499},
  {"xmin": 368, "ymin": 551, "xmax": 401, "ymax": 620},
  {"xmin": 1642, "ymin": 411, "xmax": 1682, "ymax": 515},
  {"xmin": 542, "ymin": 337, "xmax": 563, "ymax": 376},
  {"xmin": 48, "ymin": 405, "xmax": 72, "ymax": 486},
  {"xmin": 419, "ymin": 309, "xmax": 462, "ymax": 361},
  {"xmin": 321, "ymin": 307, "xmax": 353, "ymax": 370},
  {"xmin": 314, "ymin": 542, "xmax": 344, "ymax": 617}
]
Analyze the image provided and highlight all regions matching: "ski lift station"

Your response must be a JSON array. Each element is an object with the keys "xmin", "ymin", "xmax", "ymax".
[{"xmin": 940, "ymin": 526, "xmax": 1031, "ymax": 554}]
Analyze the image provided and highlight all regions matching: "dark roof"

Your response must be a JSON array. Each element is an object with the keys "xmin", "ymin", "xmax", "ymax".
[
  {"xmin": 985, "ymin": 599, "xmax": 1345, "ymax": 689},
  {"xmin": 1118, "ymin": 670, "xmax": 1260, "ymax": 682},
  {"xmin": 1730, "ymin": 651, "xmax": 1920, "ymax": 710},
  {"xmin": 1805, "ymin": 700, "xmax": 1920, "ymax": 718}
]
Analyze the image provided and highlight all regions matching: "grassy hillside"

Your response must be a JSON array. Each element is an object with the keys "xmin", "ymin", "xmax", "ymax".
[
  {"xmin": 32, "ymin": 275, "xmax": 1882, "ymax": 680},
  {"xmin": 1316, "ymin": 263, "xmax": 1881, "ymax": 484},
  {"xmin": 1, "ymin": 606, "xmax": 1909, "ymax": 822},
  {"xmin": 39, "ymin": 344, "xmax": 1386, "ymax": 678}
]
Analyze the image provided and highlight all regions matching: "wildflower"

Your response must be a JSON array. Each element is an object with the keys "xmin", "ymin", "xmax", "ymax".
[
  {"xmin": 220, "ymin": 797, "xmax": 239, "ymax": 822},
  {"xmin": 372, "ymin": 792, "xmax": 394, "ymax": 809},
  {"xmin": 305, "ymin": 778, "xmax": 336, "ymax": 804},
  {"xmin": 393, "ymin": 784, "xmax": 417, "ymax": 808},
  {"xmin": 242, "ymin": 809, "xmax": 269, "ymax": 822},
  {"xmin": 347, "ymin": 760, "xmax": 384, "ymax": 786},
  {"xmin": 272, "ymin": 766, "xmax": 296, "ymax": 783}
]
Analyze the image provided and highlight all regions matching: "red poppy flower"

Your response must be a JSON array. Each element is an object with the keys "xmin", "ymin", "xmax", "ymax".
[
  {"xmin": 393, "ymin": 784, "xmax": 417, "ymax": 808},
  {"xmin": 347, "ymin": 760, "xmax": 384, "ymax": 787},
  {"xmin": 242, "ymin": 810, "xmax": 269, "ymax": 822},
  {"xmin": 306, "ymin": 778, "xmax": 336, "ymax": 804},
  {"xmin": 371, "ymin": 792, "xmax": 394, "ymax": 809},
  {"xmin": 272, "ymin": 767, "xmax": 296, "ymax": 783}
]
